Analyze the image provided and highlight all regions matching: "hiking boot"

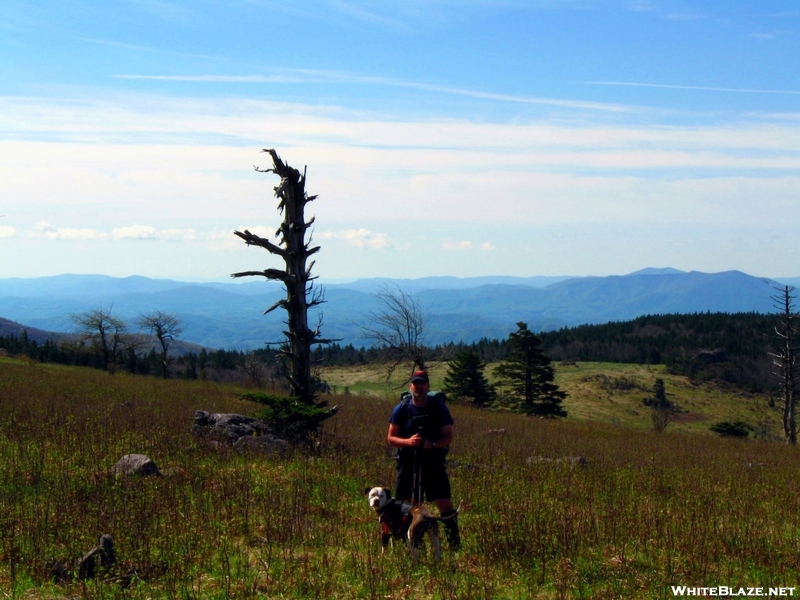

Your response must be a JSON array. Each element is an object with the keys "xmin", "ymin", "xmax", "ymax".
[{"xmin": 441, "ymin": 510, "xmax": 461, "ymax": 551}]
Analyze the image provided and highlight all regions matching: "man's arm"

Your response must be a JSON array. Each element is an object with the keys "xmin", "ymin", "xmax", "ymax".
[
  {"xmin": 388, "ymin": 422, "xmax": 422, "ymax": 449},
  {"xmin": 423, "ymin": 424, "xmax": 452, "ymax": 450}
]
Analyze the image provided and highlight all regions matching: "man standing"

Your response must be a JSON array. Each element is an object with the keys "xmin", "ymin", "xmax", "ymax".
[{"xmin": 387, "ymin": 370, "xmax": 461, "ymax": 550}]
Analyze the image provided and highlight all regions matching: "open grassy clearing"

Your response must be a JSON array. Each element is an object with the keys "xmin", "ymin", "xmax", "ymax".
[
  {"xmin": 321, "ymin": 361, "xmax": 782, "ymax": 439},
  {"xmin": 2, "ymin": 355, "xmax": 799, "ymax": 599}
]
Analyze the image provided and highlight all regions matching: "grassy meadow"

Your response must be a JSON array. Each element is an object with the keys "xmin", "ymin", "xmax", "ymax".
[
  {"xmin": 2, "ymin": 355, "xmax": 799, "ymax": 599},
  {"xmin": 322, "ymin": 361, "xmax": 782, "ymax": 438}
]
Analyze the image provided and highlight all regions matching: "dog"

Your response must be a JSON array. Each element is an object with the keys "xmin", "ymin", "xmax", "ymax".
[{"xmin": 365, "ymin": 486, "xmax": 460, "ymax": 560}]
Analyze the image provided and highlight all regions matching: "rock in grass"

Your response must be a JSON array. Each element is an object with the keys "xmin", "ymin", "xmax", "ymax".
[
  {"xmin": 193, "ymin": 410, "xmax": 273, "ymax": 441},
  {"xmin": 233, "ymin": 434, "xmax": 288, "ymax": 455},
  {"xmin": 111, "ymin": 454, "xmax": 161, "ymax": 477}
]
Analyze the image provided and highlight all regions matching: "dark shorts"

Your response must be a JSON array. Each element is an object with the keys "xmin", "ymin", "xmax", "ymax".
[{"xmin": 395, "ymin": 450, "xmax": 451, "ymax": 502}]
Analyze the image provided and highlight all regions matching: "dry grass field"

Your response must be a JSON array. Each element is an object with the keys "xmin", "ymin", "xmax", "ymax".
[{"xmin": 1, "ymin": 354, "xmax": 798, "ymax": 599}]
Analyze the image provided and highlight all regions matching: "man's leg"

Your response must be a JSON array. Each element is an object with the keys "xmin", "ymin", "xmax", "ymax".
[
  {"xmin": 434, "ymin": 498, "xmax": 461, "ymax": 550},
  {"xmin": 427, "ymin": 458, "xmax": 460, "ymax": 552},
  {"xmin": 395, "ymin": 461, "xmax": 414, "ymax": 501}
]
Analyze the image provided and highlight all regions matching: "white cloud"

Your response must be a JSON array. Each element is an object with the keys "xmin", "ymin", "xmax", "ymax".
[
  {"xmin": 0, "ymin": 226, "xmax": 16, "ymax": 238},
  {"xmin": 160, "ymin": 228, "xmax": 198, "ymax": 242},
  {"xmin": 581, "ymin": 80, "xmax": 800, "ymax": 96},
  {"xmin": 442, "ymin": 240, "xmax": 474, "ymax": 251},
  {"xmin": 112, "ymin": 225, "xmax": 199, "ymax": 241},
  {"xmin": 113, "ymin": 225, "xmax": 159, "ymax": 239},
  {"xmin": 113, "ymin": 70, "xmax": 631, "ymax": 112},
  {"xmin": 318, "ymin": 228, "xmax": 399, "ymax": 250},
  {"xmin": 31, "ymin": 221, "xmax": 108, "ymax": 240},
  {"xmin": 3, "ymin": 90, "xmax": 799, "ymax": 279},
  {"xmin": 25, "ymin": 222, "xmax": 203, "ymax": 243},
  {"xmin": 441, "ymin": 240, "xmax": 496, "ymax": 251},
  {"xmin": 237, "ymin": 226, "xmax": 279, "ymax": 240}
]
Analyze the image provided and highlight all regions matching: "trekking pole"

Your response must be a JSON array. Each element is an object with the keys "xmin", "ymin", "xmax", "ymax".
[
  {"xmin": 413, "ymin": 457, "xmax": 423, "ymax": 505},
  {"xmin": 413, "ymin": 426, "xmax": 424, "ymax": 505},
  {"xmin": 416, "ymin": 463, "xmax": 423, "ymax": 505}
]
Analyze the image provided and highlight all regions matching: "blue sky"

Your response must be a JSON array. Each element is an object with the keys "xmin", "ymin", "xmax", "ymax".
[{"xmin": 1, "ymin": 0, "xmax": 799, "ymax": 280}]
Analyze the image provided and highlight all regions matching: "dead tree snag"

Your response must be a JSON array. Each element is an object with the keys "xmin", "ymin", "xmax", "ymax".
[
  {"xmin": 768, "ymin": 283, "xmax": 798, "ymax": 445},
  {"xmin": 232, "ymin": 149, "xmax": 337, "ymax": 405}
]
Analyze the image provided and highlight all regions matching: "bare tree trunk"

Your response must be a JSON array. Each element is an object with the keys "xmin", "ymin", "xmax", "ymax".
[
  {"xmin": 232, "ymin": 149, "xmax": 336, "ymax": 404},
  {"xmin": 769, "ymin": 283, "xmax": 797, "ymax": 445}
]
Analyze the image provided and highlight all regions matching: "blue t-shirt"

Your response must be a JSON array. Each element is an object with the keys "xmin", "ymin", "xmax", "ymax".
[{"xmin": 389, "ymin": 395, "xmax": 454, "ymax": 442}]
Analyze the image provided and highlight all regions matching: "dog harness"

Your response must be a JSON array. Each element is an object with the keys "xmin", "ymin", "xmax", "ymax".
[{"xmin": 378, "ymin": 499, "xmax": 414, "ymax": 538}]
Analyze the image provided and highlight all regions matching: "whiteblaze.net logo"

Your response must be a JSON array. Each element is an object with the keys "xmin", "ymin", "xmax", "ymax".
[{"xmin": 671, "ymin": 587, "xmax": 796, "ymax": 597}]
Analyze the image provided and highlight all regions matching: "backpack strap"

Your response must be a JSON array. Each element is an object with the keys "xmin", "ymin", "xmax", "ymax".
[{"xmin": 397, "ymin": 391, "xmax": 446, "ymax": 423}]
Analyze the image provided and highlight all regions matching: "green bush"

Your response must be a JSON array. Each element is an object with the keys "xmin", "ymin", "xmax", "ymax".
[
  {"xmin": 709, "ymin": 420, "xmax": 753, "ymax": 438},
  {"xmin": 242, "ymin": 392, "xmax": 338, "ymax": 441}
]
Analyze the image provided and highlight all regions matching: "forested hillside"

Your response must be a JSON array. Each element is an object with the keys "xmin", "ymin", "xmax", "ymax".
[{"xmin": 538, "ymin": 312, "xmax": 775, "ymax": 392}]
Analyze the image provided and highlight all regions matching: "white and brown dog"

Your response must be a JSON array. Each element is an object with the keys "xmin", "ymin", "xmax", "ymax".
[{"xmin": 365, "ymin": 486, "xmax": 460, "ymax": 560}]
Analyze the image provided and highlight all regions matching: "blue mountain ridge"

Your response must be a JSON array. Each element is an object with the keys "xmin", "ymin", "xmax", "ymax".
[{"xmin": 0, "ymin": 270, "xmax": 789, "ymax": 350}]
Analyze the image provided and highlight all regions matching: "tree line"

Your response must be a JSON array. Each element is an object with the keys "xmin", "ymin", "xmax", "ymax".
[
  {"xmin": 316, "ymin": 312, "xmax": 780, "ymax": 392},
  {"xmin": 0, "ymin": 323, "xmax": 283, "ymax": 384},
  {"xmin": 0, "ymin": 310, "xmax": 784, "ymax": 391}
]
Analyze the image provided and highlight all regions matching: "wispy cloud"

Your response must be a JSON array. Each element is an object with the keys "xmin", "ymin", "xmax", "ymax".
[
  {"xmin": 112, "ymin": 225, "xmax": 198, "ymax": 241},
  {"xmin": 328, "ymin": 1, "xmax": 404, "ymax": 28},
  {"xmin": 318, "ymin": 229, "xmax": 400, "ymax": 250},
  {"xmin": 112, "ymin": 225, "xmax": 160, "ymax": 239},
  {"xmin": 76, "ymin": 38, "xmax": 156, "ymax": 52},
  {"xmin": 0, "ymin": 226, "xmax": 15, "ymax": 238},
  {"xmin": 664, "ymin": 12, "xmax": 706, "ymax": 21},
  {"xmin": 441, "ymin": 240, "xmax": 496, "ymax": 251},
  {"xmin": 31, "ymin": 221, "xmax": 108, "ymax": 241},
  {"xmin": 128, "ymin": 0, "xmax": 197, "ymax": 25},
  {"xmin": 581, "ymin": 81, "xmax": 800, "ymax": 96},
  {"xmin": 114, "ymin": 69, "xmax": 633, "ymax": 112},
  {"xmin": 78, "ymin": 38, "xmax": 221, "ymax": 61},
  {"xmin": 27, "ymin": 222, "xmax": 201, "ymax": 242},
  {"xmin": 442, "ymin": 240, "xmax": 474, "ymax": 251},
  {"xmin": 113, "ymin": 74, "xmax": 308, "ymax": 83}
]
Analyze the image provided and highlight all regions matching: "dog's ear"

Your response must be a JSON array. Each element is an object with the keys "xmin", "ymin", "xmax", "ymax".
[{"xmin": 364, "ymin": 487, "xmax": 371, "ymax": 496}]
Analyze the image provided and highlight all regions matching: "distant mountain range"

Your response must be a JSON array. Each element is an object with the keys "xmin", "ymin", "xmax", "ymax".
[{"xmin": 0, "ymin": 269, "xmax": 794, "ymax": 350}]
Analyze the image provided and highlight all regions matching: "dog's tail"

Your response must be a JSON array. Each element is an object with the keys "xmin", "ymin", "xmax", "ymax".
[{"xmin": 436, "ymin": 501, "xmax": 463, "ymax": 521}]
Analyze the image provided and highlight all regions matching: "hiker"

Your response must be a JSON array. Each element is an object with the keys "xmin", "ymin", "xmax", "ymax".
[{"xmin": 387, "ymin": 370, "xmax": 461, "ymax": 550}]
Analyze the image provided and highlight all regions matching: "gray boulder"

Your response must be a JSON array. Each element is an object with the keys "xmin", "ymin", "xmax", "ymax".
[
  {"xmin": 111, "ymin": 454, "xmax": 161, "ymax": 477},
  {"xmin": 193, "ymin": 410, "xmax": 273, "ymax": 441}
]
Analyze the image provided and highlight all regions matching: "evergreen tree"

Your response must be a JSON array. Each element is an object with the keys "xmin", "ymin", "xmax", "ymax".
[
  {"xmin": 642, "ymin": 378, "xmax": 677, "ymax": 433},
  {"xmin": 495, "ymin": 322, "xmax": 567, "ymax": 417},
  {"xmin": 442, "ymin": 348, "xmax": 496, "ymax": 406}
]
